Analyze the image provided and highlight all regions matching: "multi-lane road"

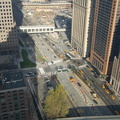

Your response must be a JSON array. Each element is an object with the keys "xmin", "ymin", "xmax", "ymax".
[
  {"xmin": 81, "ymin": 67, "xmax": 120, "ymax": 114},
  {"xmin": 13, "ymin": 3, "xmax": 120, "ymax": 117}
]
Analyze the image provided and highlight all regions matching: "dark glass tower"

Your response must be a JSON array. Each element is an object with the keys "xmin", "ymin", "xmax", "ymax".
[{"xmin": 90, "ymin": 0, "xmax": 120, "ymax": 75}]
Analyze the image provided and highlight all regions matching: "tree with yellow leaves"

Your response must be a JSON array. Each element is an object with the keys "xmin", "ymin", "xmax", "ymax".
[{"xmin": 44, "ymin": 84, "xmax": 69, "ymax": 119}]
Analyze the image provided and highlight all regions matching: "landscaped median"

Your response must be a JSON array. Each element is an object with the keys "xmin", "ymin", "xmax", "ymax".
[{"xmin": 20, "ymin": 49, "xmax": 36, "ymax": 68}]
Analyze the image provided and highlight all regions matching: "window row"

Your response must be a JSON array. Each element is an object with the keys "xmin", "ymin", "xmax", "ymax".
[
  {"xmin": 0, "ymin": 9, "xmax": 11, "ymax": 11},
  {"xmin": 1, "ymin": 16, "xmax": 12, "ymax": 19},
  {"xmin": 0, "ymin": 2, "xmax": 11, "ymax": 4},
  {"xmin": 0, "ymin": 12, "xmax": 12, "ymax": 15},
  {"xmin": 0, "ymin": 5, "xmax": 11, "ymax": 8},
  {"xmin": 0, "ymin": 23, "xmax": 13, "ymax": 26},
  {"xmin": 0, "ymin": 20, "xmax": 12, "ymax": 22},
  {"xmin": 22, "ymin": 28, "xmax": 54, "ymax": 32}
]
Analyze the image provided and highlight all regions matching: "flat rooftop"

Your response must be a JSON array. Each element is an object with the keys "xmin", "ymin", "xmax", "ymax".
[
  {"xmin": 0, "ymin": 71, "xmax": 26, "ymax": 90},
  {"xmin": 0, "ymin": 55, "xmax": 13, "ymax": 64}
]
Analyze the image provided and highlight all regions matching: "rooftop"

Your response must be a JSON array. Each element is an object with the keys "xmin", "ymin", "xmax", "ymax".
[
  {"xmin": 0, "ymin": 55, "xmax": 13, "ymax": 64},
  {"xmin": 0, "ymin": 71, "xmax": 26, "ymax": 91}
]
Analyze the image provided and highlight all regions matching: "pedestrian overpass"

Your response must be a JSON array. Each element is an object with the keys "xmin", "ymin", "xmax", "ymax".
[{"xmin": 18, "ymin": 25, "xmax": 66, "ymax": 34}]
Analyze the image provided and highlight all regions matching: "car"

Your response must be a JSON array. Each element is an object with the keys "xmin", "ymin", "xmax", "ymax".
[
  {"xmin": 34, "ymin": 82, "xmax": 39, "ymax": 85},
  {"xmin": 57, "ymin": 69, "xmax": 62, "ymax": 72},
  {"xmin": 94, "ymin": 74, "xmax": 98, "ymax": 78},
  {"xmin": 77, "ymin": 82, "xmax": 81, "ymax": 87},
  {"xmin": 52, "ymin": 43, "xmax": 55, "ymax": 46},
  {"xmin": 62, "ymin": 68, "xmax": 68, "ymax": 72},
  {"xmin": 104, "ymin": 89, "xmax": 110, "ymax": 93},
  {"xmin": 101, "ymin": 83, "xmax": 105, "ymax": 89},
  {"xmin": 93, "ymin": 99, "xmax": 98, "ymax": 104},
  {"xmin": 114, "ymin": 111, "xmax": 120, "ymax": 115},
  {"xmin": 26, "ymin": 72, "xmax": 34, "ymax": 76},
  {"xmin": 80, "ymin": 70, "xmax": 84, "ymax": 74},
  {"xmin": 45, "ymin": 79, "xmax": 50, "ymax": 82},
  {"xmin": 67, "ymin": 64, "xmax": 71, "ymax": 69},
  {"xmin": 25, "ymin": 74, "xmax": 30, "ymax": 77},
  {"xmin": 89, "ymin": 67, "xmax": 93, "ymax": 71},
  {"xmin": 27, "ymin": 72, "xmax": 32, "ymax": 74},
  {"xmin": 109, "ymin": 94, "xmax": 115, "ymax": 99},
  {"xmin": 46, "ymin": 82, "xmax": 52, "ymax": 87}
]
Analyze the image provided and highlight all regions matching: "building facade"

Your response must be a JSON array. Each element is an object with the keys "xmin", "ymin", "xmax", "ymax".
[
  {"xmin": 0, "ymin": 0, "xmax": 19, "ymax": 57},
  {"xmin": 89, "ymin": 0, "xmax": 120, "ymax": 75},
  {"xmin": 110, "ymin": 49, "xmax": 120, "ymax": 95},
  {"xmin": 0, "ymin": 71, "xmax": 30, "ymax": 120},
  {"xmin": 71, "ymin": 0, "xmax": 91, "ymax": 57}
]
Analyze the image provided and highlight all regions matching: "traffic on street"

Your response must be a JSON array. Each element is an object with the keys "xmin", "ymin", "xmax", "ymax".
[{"xmin": 13, "ymin": 2, "xmax": 120, "ymax": 117}]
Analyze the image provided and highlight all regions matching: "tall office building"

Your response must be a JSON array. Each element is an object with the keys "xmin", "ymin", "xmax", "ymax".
[
  {"xmin": 0, "ymin": 71, "xmax": 30, "ymax": 120},
  {"xmin": 110, "ymin": 49, "xmax": 120, "ymax": 94},
  {"xmin": 90, "ymin": 0, "xmax": 120, "ymax": 75},
  {"xmin": 71, "ymin": 0, "xmax": 91, "ymax": 57},
  {"xmin": 0, "ymin": 0, "xmax": 19, "ymax": 57}
]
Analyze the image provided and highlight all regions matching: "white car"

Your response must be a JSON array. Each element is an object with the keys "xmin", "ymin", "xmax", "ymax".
[{"xmin": 57, "ymin": 69, "xmax": 62, "ymax": 72}]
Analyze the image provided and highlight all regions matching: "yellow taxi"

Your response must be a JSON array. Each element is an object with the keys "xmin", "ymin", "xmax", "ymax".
[
  {"xmin": 80, "ymin": 70, "xmax": 84, "ymax": 74},
  {"xmin": 102, "ymin": 83, "xmax": 105, "ymax": 89},
  {"xmin": 104, "ymin": 89, "xmax": 110, "ymax": 93},
  {"xmin": 109, "ymin": 94, "xmax": 115, "ymax": 99},
  {"xmin": 89, "ymin": 67, "xmax": 93, "ymax": 71},
  {"xmin": 115, "ymin": 111, "xmax": 120, "ymax": 115}
]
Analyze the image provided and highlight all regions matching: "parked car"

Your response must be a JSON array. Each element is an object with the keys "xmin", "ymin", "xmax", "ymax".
[
  {"xmin": 62, "ymin": 68, "xmax": 68, "ymax": 72},
  {"xmin": 93, "ymin": 99, "xmax": 98, "ymax": 104},
  {"xmin": 77, "ymin": 82, "xmax": 81, "ymax": 87}
]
